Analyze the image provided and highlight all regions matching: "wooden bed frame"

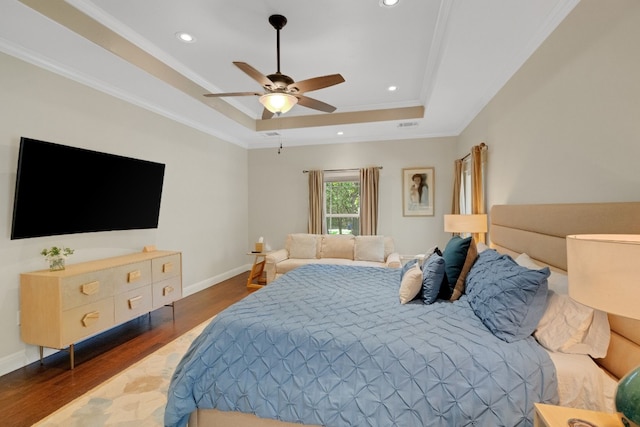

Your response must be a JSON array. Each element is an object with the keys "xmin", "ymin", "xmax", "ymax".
[{"xmin": 188, "ymin": 202, "xmax": 640, "ymax": 426}]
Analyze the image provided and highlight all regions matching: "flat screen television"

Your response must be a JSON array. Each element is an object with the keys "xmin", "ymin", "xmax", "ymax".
[{"xmin": 11, "ymin": 137, "xmax": 166, "ymax": 240}]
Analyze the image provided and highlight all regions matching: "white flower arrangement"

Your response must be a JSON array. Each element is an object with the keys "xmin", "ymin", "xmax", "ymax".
[{"xmin": 41, "ymin": 246, "xmax": 74, "ymax": 260}]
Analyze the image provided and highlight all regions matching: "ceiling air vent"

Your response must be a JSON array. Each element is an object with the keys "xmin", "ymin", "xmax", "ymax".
[
  {"xmin": 263, "ymin": 132, "xmax": 280, "ymax": 137},
  {"xmin": 397, "ymin": 121, "xmax": 419, "ymax": 128}
]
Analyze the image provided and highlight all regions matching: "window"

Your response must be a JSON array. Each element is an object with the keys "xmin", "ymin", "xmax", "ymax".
[
  {"xmin": 459, "ymin": 158, "xmax": 472, "ymax": 214},
  {"xmin": 324, "ymin": 171, "xmax": 360, "ymax": 235}
]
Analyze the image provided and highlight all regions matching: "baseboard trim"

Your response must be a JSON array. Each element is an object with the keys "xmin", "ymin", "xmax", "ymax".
[{"xmin": 183, "ymin": 264, "xmax": 249, "ymax": 297}]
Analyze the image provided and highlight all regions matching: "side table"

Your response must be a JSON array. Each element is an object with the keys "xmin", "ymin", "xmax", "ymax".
[
  {"xmin": 534, "ymin": 403, "xmax": 622, "ymax": 427},
  {"xmin": 246, "ymin": 252, "xmax": 268, "ymax": 291}
]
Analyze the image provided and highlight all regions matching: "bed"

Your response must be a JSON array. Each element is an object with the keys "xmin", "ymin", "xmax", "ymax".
[{"xmin": 165, "ymin": 202, "xmax": 640, "ymax": 427}]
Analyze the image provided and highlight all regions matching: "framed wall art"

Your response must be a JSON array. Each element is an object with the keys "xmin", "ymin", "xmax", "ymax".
[{"xmin": 402, "ymin": 167, "xmax": 434, "ymax": 217}]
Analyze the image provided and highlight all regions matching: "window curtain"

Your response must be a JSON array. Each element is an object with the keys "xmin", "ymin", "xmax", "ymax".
[
  {"xmin": 359, "ymin": 167, "xmax": 379, "ymax": 235},
  {"xmin": 308, "ymin": 170, "xmax": 324, "ymax": 234},
  {"xmin": 451, "ymin": 159, "xmax": 463, "ymax": 215},
  {"xmin": 471, "ymin": 143, "xmax": 488, "ymax": 243}
]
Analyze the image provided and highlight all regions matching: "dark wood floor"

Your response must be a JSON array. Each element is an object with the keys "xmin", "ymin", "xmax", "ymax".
[{"xmin": 0, "ymin": 271, "xmax": 252, "ymax": 427}]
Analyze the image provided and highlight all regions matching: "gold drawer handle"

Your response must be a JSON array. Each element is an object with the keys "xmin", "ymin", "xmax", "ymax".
[
  {"xmin": 163, "ymin": 286, "xmax": 174, "ymax": 296},
  {"xmin": 127, "ymin": 270, "xmax": 141, "ymax": 282},
  {"xmin": 81, "ymin": 281, "xmax": 100, "ymax": 295},
  {"xmin": 162, "ymin": 262, "xmax": 173, "ymax": 273},
  {"xmin": 81, "ymin": 311, "xmax": 100, "ymax": 327},
  {"xmin": 128, "ymin": 295, "xmax": 142, "ymax": 309}
]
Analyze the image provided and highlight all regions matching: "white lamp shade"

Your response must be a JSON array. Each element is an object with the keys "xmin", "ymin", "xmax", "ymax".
[
  {"xmin": 567, "ymin": 234, "xmax": 640, "ymax": 320},
  {"xmin": 444, "ymin": 214, "xmax": 488, "ymax": 234},
  {"xmin": 259, "ymin": 93, "xmax": 298, "ymax": 114}
]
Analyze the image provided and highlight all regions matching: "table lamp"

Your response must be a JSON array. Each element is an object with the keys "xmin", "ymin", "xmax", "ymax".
[
  {"xmin": 444, "ymin": 214, "xmax": 487, "ymax": 241},
  {"xmin": 567, "ymin": 234, "xmax": 640, "ymax": 427}
]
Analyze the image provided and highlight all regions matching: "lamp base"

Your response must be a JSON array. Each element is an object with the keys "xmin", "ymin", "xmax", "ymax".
[{"xmin": 616, "ymin": 366, "xmax": 640, "ymax": 427}]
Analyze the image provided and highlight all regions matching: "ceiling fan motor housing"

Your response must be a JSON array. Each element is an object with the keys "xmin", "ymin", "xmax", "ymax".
[{"xmin": 269, "ymin": 14, "xmax": 287, "ymax": 30}]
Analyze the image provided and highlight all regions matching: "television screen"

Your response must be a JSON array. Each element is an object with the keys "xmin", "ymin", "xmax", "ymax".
[{"xmin": 11, "ymin": 137, "xmax": 165, "ymax": 240}]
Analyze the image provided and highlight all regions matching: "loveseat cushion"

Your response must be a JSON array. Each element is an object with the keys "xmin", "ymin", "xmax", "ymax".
[
  {"xmin": 320, "ymin": 235, "xmax": 355, "ymax": 259},
  {"xmin": 287, "ymin": 233, "xmax": 320, "ymax": 259},
  {"xmin": 354, "ymin": 236, "xmax": 385, "ymax": 262}
]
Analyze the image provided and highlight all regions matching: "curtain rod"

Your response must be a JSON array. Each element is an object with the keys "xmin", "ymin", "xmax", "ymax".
[
  {"xmin": 458, "ymin": 143, "xmax": 488, "ymax": 162},
  {"xmin": 302, "ymin": 166, "xmax": 383, "ymax": 173}
]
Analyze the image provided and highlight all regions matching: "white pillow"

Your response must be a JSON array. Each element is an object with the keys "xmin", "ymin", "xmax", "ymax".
[
  {"xmin": 399, "ymin": 263, "xmax": 422, "ymax": 304},
  {"xmin": 534, "ymin": 290, "xmax": 610, "ymax": 358},
  {"xmin": 547, "ymin": 351, "xmax": 617, "ymax": 412},
  {"xmin": 476, "ymin": 241, "xmax": 490, "ymax": 253},
  {"xmin": 287, "ymin": 234, "xmax": 319, "ymax": 259},
  {"xmin": 515, "ymin": 253, "xmax": 568, "ymax": 294},
  {"xmin": 354, "ymin": 236, "xmax": 385, "ymax": 262}
]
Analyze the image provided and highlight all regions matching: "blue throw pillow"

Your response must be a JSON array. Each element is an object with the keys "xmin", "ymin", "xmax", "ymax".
[
  {"xmin": 466, "ymin": 249, "xmax": 550, "ymax": 342},
  {"xmin": 440, "ymin": 236, "xmax": 473, "ymax": 299},
  {"xmin": 400, "ymin": 258, "xmax": 418, "ymax": 280},
  {"xmin": 421, "ymin": 253, "xmax": 446, "ymax": 304}
]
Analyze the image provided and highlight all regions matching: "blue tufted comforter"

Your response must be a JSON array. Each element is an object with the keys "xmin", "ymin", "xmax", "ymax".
[{"xmin": 165, "ymin": 264, "xmax": 557, "ymax": 427}]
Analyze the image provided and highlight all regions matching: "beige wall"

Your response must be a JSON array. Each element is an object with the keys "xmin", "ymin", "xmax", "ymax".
[
  {"xmin": 458, "ymin": 0, "xmax": 640, "ymax": 207},
  {"xmin": 3, "ymin": 0, "xmax": 639, "ymax": 378},
  {"xmin": 0, "ymin": 52, "xmax": 249, "ymax": 374},
  {"xmin": 248, "ymin": 137, "xmax": 457, "ymax": 256}
]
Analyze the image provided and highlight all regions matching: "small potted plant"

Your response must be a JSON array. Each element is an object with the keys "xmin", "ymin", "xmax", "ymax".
[{"xmin": 41, "ymin": 246, "xmax": 74, "ymax": 271}]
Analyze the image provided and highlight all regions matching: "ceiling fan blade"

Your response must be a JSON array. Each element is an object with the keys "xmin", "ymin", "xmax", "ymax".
[
  {"xmin": 233, "ymin": 61, "xmax": 275, "ymax": 89},
  {"xmin": 296, "ymin": 95, "xmax": 337, "ymax": 113},
  {"xmin": 261, "ymin": 108, "xmax": 275, "ymax": 120},
  {"xmin": 288, "ymin": 74, "xmax": 345, "ymax": 94},
  {"xmin": 203, "ymin": 92, "xmax": 261, "ymax": 97}
]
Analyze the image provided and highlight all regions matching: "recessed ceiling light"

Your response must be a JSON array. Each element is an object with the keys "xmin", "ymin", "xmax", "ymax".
[
  {"xmin": 175, "ymin": 32, "xmax": 196, "ymax": 43},
  {"xmin": 388, "ymin": 85, "xmax": 398, "ymax": 91},
  {"xmin": 337, "ymin": 131, "xmax": 344, "ymax": 136},
  {"xmin": 380, "ymin": 0, "xmax": 400, "ymax": 7}
]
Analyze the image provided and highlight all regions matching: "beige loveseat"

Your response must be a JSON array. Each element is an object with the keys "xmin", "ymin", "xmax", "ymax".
[{"xmin": 265, "ymin": 233, "xmax": 401, "ymax": 284}]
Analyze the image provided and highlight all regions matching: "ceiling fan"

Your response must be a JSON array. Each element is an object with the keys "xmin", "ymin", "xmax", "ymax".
[{"xmin": 204, "ymin": 14, "xmax": 345, "ymax": 119}]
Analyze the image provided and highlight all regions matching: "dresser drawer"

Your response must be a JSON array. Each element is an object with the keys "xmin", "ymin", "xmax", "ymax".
[
  {"xmin": 115, "ymin": 286, "xmax": 153, "ymax": 324},
  {"xmin": 61, "ymin": 270, "xmax": 114, "ymax": 311},
  {"xmin": 112, "ymin": 261, "xmax": 152, "ymax": 294},
  {"xmin": 61, "ymin": 298, "xmax": 114, "ymax": 345},
  {"xmin": 152, "ymin": 254, "xmax": 181, "ymax": 282},
  {"xmin": 152, "ymin": 276, "xmax": 182, "ymax": 308}
]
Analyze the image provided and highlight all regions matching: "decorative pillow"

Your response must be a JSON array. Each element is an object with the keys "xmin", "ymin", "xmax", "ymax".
[
  {"xmin": 383, "ymin": 236, "xmax": 395, "ymax": 260},
  {"xmin": 515, "ymin": 252, "xmax": 569, "ymax": 294},
  {"xmin": 320, "ymin": 234, "xmax": 355, "ymax": 259},
  {"xmin": 287, "ymin": 234, "xmax": 319, "ymax": 259},
  {"xmin": 466, "ymin": 249, "xmax": 550, "ymax": 342},
  {"xmin": 400, "ymin": 258, "xmax": 419, "ymax": 279},
  {"xmin": 440, "ymin": 236, "xmax": 478, "ymax": 301},
  {"xmin": 421, "ymin": 253, "xmax": 446, "ymax": 304},
  {"xmin": 354, "ymin": 236, "xmax": 385, "ymax": 262},
  {"xmin": 451, "ymin": 239, "xmax": 478, "ymax": 301},
  {"xmin": 534, "ymin": 290, "xmax": 610, "ymax": 358},
  {"xmin": 399, "ymin": 263, "xmax": 423, "ymax": 304}
]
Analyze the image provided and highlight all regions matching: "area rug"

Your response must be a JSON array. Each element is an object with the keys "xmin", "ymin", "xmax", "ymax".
[{"xmin": 34, "ymin": 318, "xmax": 213, "ymax": 427}]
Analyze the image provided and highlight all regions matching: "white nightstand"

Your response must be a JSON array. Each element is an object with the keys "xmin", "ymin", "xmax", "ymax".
[{"xmin": 534, "ymin": 403, "xmax": 623, "ymax": 427}]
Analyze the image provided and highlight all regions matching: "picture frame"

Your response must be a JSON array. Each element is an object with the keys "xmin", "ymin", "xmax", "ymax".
[{"xmin": 402, "ymin": 167, "xmax": 434, "ymax": 217}]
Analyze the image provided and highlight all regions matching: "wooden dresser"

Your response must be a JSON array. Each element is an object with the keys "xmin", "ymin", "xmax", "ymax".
[{"xmin": 20, "ymin": 250, "xmax": 182, "ymax": 368}]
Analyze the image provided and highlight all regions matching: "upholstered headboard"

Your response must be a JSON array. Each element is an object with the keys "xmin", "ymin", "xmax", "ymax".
[{"xmin": 490, "ymin": 202, "xmax": 640, "ymax": 380}]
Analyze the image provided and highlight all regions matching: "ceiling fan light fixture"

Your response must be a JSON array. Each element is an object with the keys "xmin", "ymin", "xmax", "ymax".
[
  {"xmin": 380, "ymin": 0, "xmax": 400, "ymax": 7},
  {"xmin": 259, "ymin": 93, "xmax": 298, "ymax": 115}
]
